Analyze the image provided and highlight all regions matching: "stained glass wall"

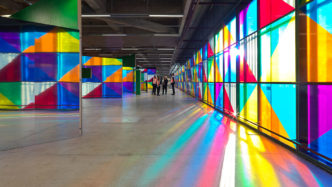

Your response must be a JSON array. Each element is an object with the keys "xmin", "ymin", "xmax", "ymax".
[
  {"xmin": 174, "ymin": 0, "xmax": 332, "ymax": 167},
  {"xmin": 141, "ymin": 69, "xmax": 148, "ymax": 92},
  {"xmin": 0, "ymin": 20, "xmax": 80, "ymax": 151},
  {"xmin": 82, "ymin": 56, "xmax": 123, "ymax": 98},
  {"xmin": 0, "ymin": 26, "xmax": 79, "ymax": 109},
  {"xmin": 123, "ymin": 67, "xmax": 134, "ymax": 93},
  {"xmin": 147, "ymin": 68, "xmax": 156, "ymax": 89}
]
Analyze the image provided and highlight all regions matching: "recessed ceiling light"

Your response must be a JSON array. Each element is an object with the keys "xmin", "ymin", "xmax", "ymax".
[
  {"xmin": 157, "ymin": 48, "xmax": 175, "ymax": 51},
  {"xmin": 154, "ymin": 34, "xmax": 179, "ymax": 37},
  {"xmin": 122, "ymin": 48, "xmax": 139, "ymax": 50},
  {"xmin": 149, "ymin": 14, "xmax": 183, "ymax": 18},
  {"xmin": 82, "ymin": 14, "xmax": 111, "ymax": 17},
  {"xmin": 102, "ymin": 34, "xmax": 127, "ymax": 36},
  {"xmin": 84, "ymin": 48, "xmax": 101, "ymax": 51}
]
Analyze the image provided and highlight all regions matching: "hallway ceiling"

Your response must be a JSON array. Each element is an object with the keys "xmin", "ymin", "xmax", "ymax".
[
  {"xmin": 0, "ymin": 0, "xmax": 38, "ymax": 15},
  {"xmin": 82, "ymin": 0, "xmax": 188, "ymax": 75},
  {"xmin": 82, "ymin": 0, "xmax": 251, "ymax": 75},
  {"xmin": 0, "ymin": 0, "xmax": 251, "ymax": 75}
]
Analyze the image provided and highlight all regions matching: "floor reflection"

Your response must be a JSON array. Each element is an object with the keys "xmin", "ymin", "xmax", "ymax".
[
  {"xmin": 0, "ymin": 92, "xmax": 330, "ymax": 187},
  {"xmin": 0, "ymin": 110, "xmax": 80, "ymax": 150},
  {"xmin": 115, "ymin": 102, "xmax": 331, "ymax": 187}
]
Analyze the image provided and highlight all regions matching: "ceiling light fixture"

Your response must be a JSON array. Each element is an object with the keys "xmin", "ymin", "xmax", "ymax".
[
  {"xmin": 84, "ymin": 48, "xmax": 101, "ymax": 51},
  {"xmin": 157, "ymin": 48, "xmax": 175, "ymax": 51},
  {"xmin": 1, "ymin": 15, "xmax": 11, "ymax": 18},
  {"xmin": 102, "ymin": 34, "xmax": 127, "ymax": 36},
  {"xmin": 149, "ymin": 14, "xmax": 183, "ymax": 18},
  {"xmin": 154, "ymin": 34, "xmax": 179, "ymax": 37},
  {"xmin": 122, "ymin": 48, "xmax": 139, "ymax": 50},
  {"xmin": 82, "ymin": 14, "xmax": 111, "ymax": 17}
]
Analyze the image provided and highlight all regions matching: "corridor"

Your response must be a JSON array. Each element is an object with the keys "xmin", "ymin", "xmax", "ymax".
[{"xmin": 0, "ymin": 90, "xmax": 331, "ymax": 187}]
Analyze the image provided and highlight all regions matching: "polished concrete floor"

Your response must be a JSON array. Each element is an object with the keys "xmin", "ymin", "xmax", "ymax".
[
  {"xmin": 0, "ymin": 110, "xmax": 80, "ymax": 150},
  {"xmin": 0, "ymin": 90, "xmax": 331, "ymax": 187}
]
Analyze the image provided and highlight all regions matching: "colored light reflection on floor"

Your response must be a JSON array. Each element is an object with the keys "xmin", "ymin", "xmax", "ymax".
[{"xmin": 133, "ymin": 108, "xmax": 331, "ymax": 187}]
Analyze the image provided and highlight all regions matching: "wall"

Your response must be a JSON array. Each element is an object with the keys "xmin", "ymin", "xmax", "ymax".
[
  {"xmin": 146, "ymin": 68, "xmax": 157, "ymax": 89},
  {"xmin": 141, "ymin": 69, "xmax": 148, "ymax": 92},
  {"xmin": 0, "ymin": 25, "xmax": 79, "ymax": 109},
  {"xmin": 82, "ymin": 56, "xmax": 123, "ymax": 98},
  {"xmin": 122, "ymin": 67, "xmax": 134, "ymax": 93},
  {"xmin": 175, "ymin": 0, "xmax": 332, "ymax": 167}
]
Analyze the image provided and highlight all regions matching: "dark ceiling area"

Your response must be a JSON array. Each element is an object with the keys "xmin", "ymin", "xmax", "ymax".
[
  {"xmin": 0, "ymin": 0, "xmax": 38, "ymax": 15},
  {"xmin": 82, "ymin": 0, "xmax": 251, "ymax": 75},
  {"xmin": 0, "ymin": 0, "xmax": 252, "ymax": 75}
]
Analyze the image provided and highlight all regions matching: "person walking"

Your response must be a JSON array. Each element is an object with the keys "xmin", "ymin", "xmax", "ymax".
[
  {"xmin": 156, "ymin": 76, "xmax": 161, "ymax": 96},
  {"xmin": 171, "ymin": 74, "xmax": 175, "ymax": 95},
  {"xmin": 152, "ymin": 75, "xmax": 157, "ymax": 95},
  {"xmin": 162, "ymin": 76, "xmax": 168, "ymax": 95}
]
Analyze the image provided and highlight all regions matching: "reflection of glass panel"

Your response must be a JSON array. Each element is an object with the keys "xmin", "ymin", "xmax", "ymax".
[
  {"xmin": 239, "ymin": 0, "xmax": 257, "ymax": 39},
  {"xmin": 299, "ymin": 0, "xmax": 332, "ymax": 82},
  {"xmin": 239, "ymin": 33, "xmax": 258, "ymax": 82},
  {"xmin": 198, "ymin": 82, "xmax": 202, "ymax": 100},
  {"xmin": 259, "ymin": 0, "xmax": 295, "ymax": 28},
  {"xmin": 224, "ymin": 17, "xmax": 237, "ymax": 49},
  {"xmin": 215, "ymin": 53, "xmax": 223, "ymax": 82},
  {"xmin": 0, "ymin": 53, "xmax": 21, "ymax": 82},
  {"xmin": 224, "ymin": 83, "xmax": 237, "ymax": 116},
  {"xmin": 230, "ymin": 46, "xmax": 237, "ymax": 82},
  {"xmin": 215, "ymin": 29, "xmax": 223, "ymax": 54},
  {"xmin": 260, "ymin": 12, "xmax": 296, "ymax": 82},
  {"xmin": 208, "ymin": 37, "xmax": 214, "ymax": 57},
  {"xmin": 306, "ymin": 85, "xmax": 332, "ymax": 160},
  {"xmin": 208, "ymin": 57, "xmax": 215, "ymax": 82},
  {"xmin": 203, "ymin": 60, "xmax": 208, "ymax": 82},
  {"xmin": 259, "ymin": 84, "xmax": 296, "ymax": 147},
  {"xmin": 196, "ymin": 49, "xmax": 202, "ymax": 63},
  {"xmin": 203, "ymin": 83, "xmax": 208, "ymax": 103},
  {"xmin": 225, "ymin": 46, "xmax": 238, "ymax": 83},
  {"xmin": 21, "ymin": 53, "xmax": 57, "ymax": 82},
  {"xmin": 239, "ymin": 83, "xmax": 258, "ymax": 128},
  {"xmin": 215, "ymin": 83, "xmax": 223, "ymax": 110},
  {"xmin": 224, "ymin": 49, "xmax": 230, "ymax": 82},
  {"xmin": 208, "ymin": 83, "xmax": 215, "ymax": 106}
]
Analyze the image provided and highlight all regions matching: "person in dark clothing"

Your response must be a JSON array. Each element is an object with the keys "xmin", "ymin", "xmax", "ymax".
[
  {"xmin": 171, "ymin": 74, "xmax": 175, "ymax": 95},
  {"xmin": 156, "ymin": 76, "xmax": 161, "ymax": 96},
  {"xmin": 152, "ymin": 75, "xmax": 157, "ymax": 95},
  {"xmin": 162, "ymin": 76, "xmax": 168, "ymax": 95}
]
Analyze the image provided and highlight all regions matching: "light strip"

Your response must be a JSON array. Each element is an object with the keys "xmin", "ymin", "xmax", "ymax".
[
  {"xmin": 157, "ymin": 48, "xmax": 175, "ymax": 51},
  {"xmin": 149, "ymin": 14, "xmax": 183, "ymax": 18},
  {"xmin": 122, "ymin": 48, "xmax": 139, "ymax": 50},
  {"xmin": 82, "ymin": 14, "xmax": 111, "ymax": 17},
  {"xmin": 84, "ymin": 48, "xmax": 101, "ymax": 51},
  {"xmin": 154, "ymin": 34, "xmax": 179, "ymax": 37},
  {"xmin": 1, "ymin": 15, "xmax": 11, "ymax": 18},
  {"xmin": 102, "ymin": 34, "xmax": 127, "ymax": 36}
]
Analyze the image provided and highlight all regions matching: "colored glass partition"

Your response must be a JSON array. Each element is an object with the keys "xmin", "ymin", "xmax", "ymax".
[
  {"xmin": 0, "ymin": 12, "xmax": 80, "ymax": 150},
  {"xmin": 82, "ymin": 56, "xmax": 123, "ymax": 98},
  {"xmin": 174, "ymin": 0, "xmax": 332, "ymax": 168},
  {"xmin": 123, "ymin": 67, "xmax": 134, "ymax": 93},
  {"xmin": 0, "ymin": 26, "xmax": 79, "ymax": 109},
  {"xmin": 147, "ymin": 68, "xmax": 156, "ymax": 90}
]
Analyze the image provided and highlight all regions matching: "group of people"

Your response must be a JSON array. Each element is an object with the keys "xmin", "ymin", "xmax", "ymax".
[{"xmin": 152, "ymin": 75, "xmax": 175, "ymax": 96}]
